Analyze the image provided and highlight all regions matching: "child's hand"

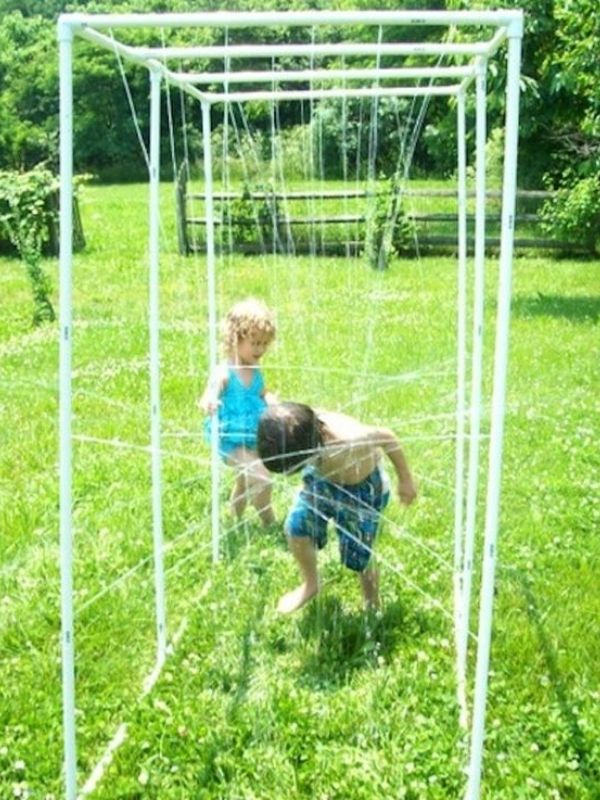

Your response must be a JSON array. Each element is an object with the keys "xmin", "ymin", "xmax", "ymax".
[
  {"xmin": 198, "ymin": 396, "xmax": 219, "ymax": 415},
  {"xmin": 199, "ymin": 368, "xmax": 227, "ymax": 415},
  {"xmin": 398, "ymin": 477, "xmax": 417, "ymax": 506}
]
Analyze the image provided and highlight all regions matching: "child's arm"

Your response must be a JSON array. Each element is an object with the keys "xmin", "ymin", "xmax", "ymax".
[
  {"xmin": 198, "ymin": 366, "xmax": 228, "ymax": 415},
  {"xmin": 368, "ymin": 426, "xmax": 417, "ymax": 506}
]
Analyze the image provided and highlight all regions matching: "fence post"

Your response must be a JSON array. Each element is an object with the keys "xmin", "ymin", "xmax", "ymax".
[{"xmin": 176, "ymin": 160, "xmax": 190, "ymax": 255}]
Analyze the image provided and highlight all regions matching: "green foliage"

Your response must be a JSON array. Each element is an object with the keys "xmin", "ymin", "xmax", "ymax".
[
  {"xmin": 483, "ymin": 126, "xmax": 505, "ymax": 190},
  {"xmin": 540, "ymin": 174, "xmax": 600, "ymax": 254},
  {"xmin": 0, "ymin": 0, "xmax": 598, "ymax": 200},
  {"xmin": 211, "ymin": 124, "xmax": 268, "ymax": 185},
  {"xmin": 0, "ymin": 12, "xmax": 58, "ymax": 170},
  {"xmin": 225, "ymin": 184, "xmax": 277, "ymax": 249},
  {"xmin": 446, "ymin": 0, "xmax": 598, "ymax": 188},
  {"xmin": 364, "ymin": 175, "xmax": 415, "ymax": 270},
  {"xmin": 311, "ymin": 96, "xmax": 417, "ymax": 179},
  {"xmin": 0, "ymin": 165, "xmax": 58, "ymax": 324},
  {"xmin": 552, "ymin": 1, "xmax": 600, "ymax": 121}
]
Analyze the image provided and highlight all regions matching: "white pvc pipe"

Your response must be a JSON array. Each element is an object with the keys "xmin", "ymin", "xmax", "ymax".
[
  {"xmin": 60, "ymin": 10, "xmax": 522, "ymax": 30},
  {"xmin": 177, "ymin": 65, "xmax": 476, "ymax": 85},
  {"xmin": 459, "ymin": 57, "xmax": 488, "ymax": 720},
  {"xmin": 75, "ymin": 24, "xmax": 148, "ymax": 68},
  {"xmin": 148, "ymin": 67, "xmax": 167, "ymax": 665},
  {"xmin": 57, "ymin": 19, "xmax": 77, "ymax": 800},
  {"xmin": 483, "ymin": 27, "xmax": 511, "ymax": 59},
  {"xmin": 134, "ymin": 41, "xmax": 491, "ymax": 61},
  {"xmin": 453, "ymin": 90, "xmax": 468, "ymax": 726},
  {"xmin": 465, "ymin": 29, "xmax": 522, "ymax": 800},
  {"xmin": 201, "ymin": 100, "xmax": 220, "ymax": 563},
  {"xmin": 208, "ymin": 84, "xmax": 460, "ymax": 104},
  {"xmin": 73, "ymin": 26, "xmax": 463, "ymax": 107},
  {"xmin": 457, "ymin": 30, "xmax": 506, "ymax": 99}
]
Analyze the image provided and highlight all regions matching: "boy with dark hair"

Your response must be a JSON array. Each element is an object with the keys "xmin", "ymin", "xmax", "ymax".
[{"xmin": 257, "ymin": 402, "xmax": 417, "ymax": 613}]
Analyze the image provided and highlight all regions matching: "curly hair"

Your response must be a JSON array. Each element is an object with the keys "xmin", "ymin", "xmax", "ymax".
[{"xmin": 222, "ymin": 297, "xmax": 276, "ymax": 358}]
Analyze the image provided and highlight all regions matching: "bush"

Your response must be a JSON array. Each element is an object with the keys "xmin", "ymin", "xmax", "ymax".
[
  {"xmin": 0, "ymin": 165, "xmax": 59, "ymax": 324},
  {"xmin": 364, "ymin": 176, "xmax": 416, "ymax": 270},
  {"xmin": 540, "ymin": 174, "xmax": 600, "ymax": 254}
]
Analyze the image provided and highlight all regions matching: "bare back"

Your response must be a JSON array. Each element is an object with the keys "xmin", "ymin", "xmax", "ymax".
[{"xmin": 314, "ymin": 410, "xmax": 381, "ymax": 485}]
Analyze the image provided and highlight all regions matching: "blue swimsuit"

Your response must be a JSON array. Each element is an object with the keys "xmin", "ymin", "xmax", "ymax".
[{"xmin": 204, "ymin": 366, "xmax": 267, "ymax": 457}]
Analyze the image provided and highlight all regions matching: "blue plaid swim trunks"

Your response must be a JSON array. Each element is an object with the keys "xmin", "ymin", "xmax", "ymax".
[{"xmin": 285, "ymin": 464, "xmax": 390, "ymax": 572}]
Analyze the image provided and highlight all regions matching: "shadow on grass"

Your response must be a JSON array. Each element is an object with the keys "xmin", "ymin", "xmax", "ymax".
[
  {"xmin": 294, "ymin": 594, "xmax": 419, "ymax": 689},
  {"xmin": 514, "ymin": 569, "xmax": 600, "ymax": 797},
  {"xmin": 201, "ymin": 554, "xmax": 275, "ymax": 696},
  {"xmin": 511, "ymin": 293, "xmax": 600, "ymax": 323}
]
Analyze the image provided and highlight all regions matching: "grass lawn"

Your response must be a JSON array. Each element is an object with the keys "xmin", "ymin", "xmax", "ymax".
[{"xmin": 0, "ymin": 181, "xmax": 598, "ymax": 799}]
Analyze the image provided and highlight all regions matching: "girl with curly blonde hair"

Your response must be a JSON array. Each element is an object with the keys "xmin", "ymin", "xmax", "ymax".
[{"xmin": 199, "ymin": 298, "xmax": 277, "ymax": 526}]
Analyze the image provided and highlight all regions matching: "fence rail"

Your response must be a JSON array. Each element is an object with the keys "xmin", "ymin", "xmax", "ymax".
[{"xmin": 176, "ymin": 168, "xmax": 586, "ymax": 256}]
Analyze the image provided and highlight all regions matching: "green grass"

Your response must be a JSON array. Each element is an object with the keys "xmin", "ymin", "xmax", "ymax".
[{"xmin": 1, "ymin": 181, "xmax": 598, "ymax": 799}]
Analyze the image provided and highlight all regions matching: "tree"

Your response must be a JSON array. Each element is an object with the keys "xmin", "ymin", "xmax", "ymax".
[
  {"xmin": 545, "ymin": 0, "xmax": 600, "ymax": 178},
  {"xmin": 0, "ymin": 0, "xmax": 597, "ymax": 191}
]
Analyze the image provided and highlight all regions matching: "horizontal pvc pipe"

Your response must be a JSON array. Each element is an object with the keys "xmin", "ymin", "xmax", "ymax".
[
  {"xmin": 59, "ymin": 10, "xmax": 523, "ymax": 31},
  {"xmin": 72, "ymin": 29, "xmax": 464, "ymax": 104},
  {"xmin": 76, "ymin": 24, "xmax": 155, "ymax": 69},
  {"xmin": 480, "ymin": 28, "xmax": 508, "ymax": 59},
  {"xmin": 177, "ymin": 65, "xmax": 475, "ymax": 85},
  {"xmin": 133, "ymin": 41, "xmax": 492, "ymax": 60},
  {"xmin": 208, "ymin": 84, "xmax": 461, "ymax": 104}
]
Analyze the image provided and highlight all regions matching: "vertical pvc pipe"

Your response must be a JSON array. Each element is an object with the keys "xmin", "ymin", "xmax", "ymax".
[
  {"xmin": 149, "ymin": 67, "xmax": 167, "ymax": 664},
  {"xmin": 465, "ymin": 29, "xmax": 522, "ymax": 800},
  {"xmin": 459, "ymin": 57, "xmax": 487, "ymax": 723},
  {"xmin": 453, "ymin": 90, "xmax": 468, "ymax": 719},
  {"xmin": 57, "ymin": 17, "xmax": 77, "ymax": 800},
  {"xmin": 202, "ymin": 100, "xmax": 220, "ymax": 563}
]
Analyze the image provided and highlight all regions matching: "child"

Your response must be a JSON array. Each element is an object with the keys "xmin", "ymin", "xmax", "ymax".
[
  {"xmin": 257, "ymin": 402, "xmax": 417, "ymax": 613},
  {"xmin": 199, "ymin": 298, "xmax": 277, "ymax": 527}
]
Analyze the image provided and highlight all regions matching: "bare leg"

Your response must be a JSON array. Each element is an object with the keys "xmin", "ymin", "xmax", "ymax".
[
  {"xmin": 359, "ymin": 565, "xmax": 380, "ymax": 610},
  {"xmin": 278, "ymin": 536, "xmax": 320, "ymax": 613},
  {"xmin": 247, "ymin": 462, "xmax": 275, "ymax": 527},
  {"xmin": 226, "ymin": 447, "xmax": 274, "ymax": 527},
  {"xmin": 229, "ymin": 473, "xmax": 247, "ymax": 519}
]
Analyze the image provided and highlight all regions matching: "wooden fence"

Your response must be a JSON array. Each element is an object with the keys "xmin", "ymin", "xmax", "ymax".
[{"xmin": 176, "ymin": 168, "xmax": 584, "ymax": 257}]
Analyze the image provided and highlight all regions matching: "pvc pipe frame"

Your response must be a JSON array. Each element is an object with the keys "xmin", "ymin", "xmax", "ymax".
[
  {"xmin": 58, "ymin": 24, "xmax": 169, "ymax": 800},
  {"xmin": 58, "ymin": 21, "xmax": 76, "ymax": 800},
  {"xmin": 453, "ymin": 89, "xmax": 468, "ymax": 728},
  {"xmin": 179, "ymin": 66, "xmax": 476, "ymax": 86},
  {"xmin": 67, "ymin": 17, "xmax": 522, "ymax": 102},
  {"xmin": 57, "ymin": 11, "xmax": 522, "ymax": 800},
  {"xmin": 59, "ymin": 10, "xmax": 523, "ymax": 29},
  {"xmin": 457, "ymin": 58, "xmax": 488, "ymax": 727},
  {"xmin": 148, "ymin": 67, "xmax": 168, "ymax": 667},
  {"xmin": 202, "ymin": 99, "xmax": 221, "ymax": 565},
  {"xmin": 465, "ymin": 31, "xmax": 522, "ymax": 800}
]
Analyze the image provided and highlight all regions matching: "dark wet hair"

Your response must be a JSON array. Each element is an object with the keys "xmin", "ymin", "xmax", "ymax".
[{"xmin": 257, "ymin": 402, "xmax": 324, "ymax": 474}]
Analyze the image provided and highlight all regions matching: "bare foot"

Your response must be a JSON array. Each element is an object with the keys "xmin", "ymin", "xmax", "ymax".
[{"xmin": 277, "ymin": 582, "xmax": 319, "ymax": 614}]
